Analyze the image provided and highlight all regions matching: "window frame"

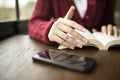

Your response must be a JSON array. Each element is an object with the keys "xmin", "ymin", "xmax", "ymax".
[{"xmin": 0, "ymin": 0, "xmax": 28, "ymax": 40}]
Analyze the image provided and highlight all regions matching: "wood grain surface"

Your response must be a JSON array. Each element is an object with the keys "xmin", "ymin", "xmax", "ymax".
[{"xmin": 0, "ymin": 35, "xmax": 120, "ymax": 80}]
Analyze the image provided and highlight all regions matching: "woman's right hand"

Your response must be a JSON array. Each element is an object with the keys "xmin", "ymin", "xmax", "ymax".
[
  {"xmin": 48, "ymin": 6, "xmax": 88, "ymax": 48},
  {"xmin": 48, "ymin": 17, "xmax": 88, "ymax": 48}
]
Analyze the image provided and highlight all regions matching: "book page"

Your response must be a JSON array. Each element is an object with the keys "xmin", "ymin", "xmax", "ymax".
[
  {"xmin": 75, "ymin": 29, "xmax": 104, "ymax": 48},
  {"xmin": 93, "ymin": 32, "xmax": 120, "ymax": 47}
]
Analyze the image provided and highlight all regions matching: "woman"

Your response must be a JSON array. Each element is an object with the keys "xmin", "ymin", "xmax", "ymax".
[{"xmin": 28, "ymin": 0, "xmax": 119, "ymax": 48}]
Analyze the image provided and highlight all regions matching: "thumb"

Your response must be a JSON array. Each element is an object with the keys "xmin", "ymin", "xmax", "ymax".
[
  {"xmin": 92, "ymin": 28, "xmax": 98, "ymax": 33},
  {"xmin": 64, "ymin": 6, "xmax": 75, "ymax": 19}
]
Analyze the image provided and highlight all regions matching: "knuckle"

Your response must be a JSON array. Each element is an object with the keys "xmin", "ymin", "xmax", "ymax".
[
  {"xmin": 63, "ymin": 35, "xmax": 69, "ymax": 40},
  {"xmin": 72, "ymin": 31, "xmax": 77, "ymax": 35},
  {"xmin": 68, "ymin": 28, "xmax": 74, "ymax": 33},
  {"xmin": 53, "ymin": 21, "xmax": 59, "ymax": 26},
  {"xmin": 70, "ymin": 21, "xmax": 76, "ymax": 26},
  {"xmin": 58, "ymin": 17, "xmax": 63, "ymax": 22},
  {"xmin": 54, "ymin": 18, "xmax": 63, "ymax": 26},
  {"xmin": 50, "ymin": 27, "xmax": 57, "ymax": 34}
]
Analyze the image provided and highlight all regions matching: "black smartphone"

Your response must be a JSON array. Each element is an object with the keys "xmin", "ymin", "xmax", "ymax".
[{"xmin": 32, "ymin": 49, "xmax": 96, "ymax": 72}]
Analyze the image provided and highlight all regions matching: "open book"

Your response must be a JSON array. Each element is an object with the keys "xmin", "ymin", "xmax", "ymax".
[{"xmin": 58, "ymin": 29, "xmax": 120, "ymax": 50}]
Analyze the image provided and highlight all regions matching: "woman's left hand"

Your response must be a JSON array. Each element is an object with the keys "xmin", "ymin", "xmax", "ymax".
[{"xmin": 92, "ymin": 24, "xmax": 120, "ymax": 37}]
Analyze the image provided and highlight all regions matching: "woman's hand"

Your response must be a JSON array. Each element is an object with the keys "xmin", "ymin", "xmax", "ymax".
[
  {"xmin": 48, "ymin": 18, "xmax": 88, "ymax": 48},
  {"xmin": 92, "ymin": 24, "xmax": 120, "ymax": 37},
  {"xmin": 48, "ymin": 6, "xmax": 88, "ymax": 48}
]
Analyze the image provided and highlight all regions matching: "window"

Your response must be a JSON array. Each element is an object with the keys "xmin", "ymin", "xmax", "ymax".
[
  {"xmin": 19, "ymin": 0, "xmax": 36, "ymax": 20},
  {"xmin": 0, "ymin": 0, "xmax": 36, "ymax": 22},
  {"xmin": 0, "ymin": 0, "xmax": 16, "ymax": 22},
  {"xmin": 0, "ymin": 0, "xmax": 36, "ymax": 39},
  {"xmin": 115, "ymin": 0, "xmax": 120, "ymax": 27}
]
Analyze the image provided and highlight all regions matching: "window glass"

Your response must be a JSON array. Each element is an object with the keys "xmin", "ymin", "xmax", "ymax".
[
  {"xmin": 19, "ymin": 0, "xmax": 36, "ymax": 20},
  {"xmin": 0, "ymin": 0, "xmax": 16, "ymax": 22},
  {"xmin": 115, "ymin": 0, "xmax": 120, "ymax": 27}
]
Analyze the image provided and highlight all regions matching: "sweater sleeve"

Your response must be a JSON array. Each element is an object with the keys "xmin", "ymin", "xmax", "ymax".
[
  {"xmin": 28, "ymin": 0, "xmax": 56, "ymax": 44},
  {"xmin": 102, "ymin": 0, "xmax": 116, "ymax": 25}
]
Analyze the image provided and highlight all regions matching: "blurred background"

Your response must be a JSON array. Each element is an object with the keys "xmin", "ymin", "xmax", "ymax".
[
  {"xmin": 0, "ymin": 0, "xmax": 120, "ymax": 26},
  {"xmin": 0, "ymin": 0, "xmax": 36, "ymax": 21},
  {"xmin": 115, "ymin": 0, "xmax": 120, "ymax": 27},
  {"xmin": 0, "ymin": 0, "xmax": 120, "ymax": 40}
]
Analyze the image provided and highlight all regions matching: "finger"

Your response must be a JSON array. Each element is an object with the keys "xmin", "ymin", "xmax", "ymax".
[
  {"xmin": 92, "ymin": 28, "xmax": 98, "ymax": 33},
  {"xmin": 64, "ymin": 6, "xmax": 75, "ymax": 19},
  {"xmin": 101, "ymin": 25, "xmax": 107, "ymax": 35},
  {"xmin": 107, "ymin": 24, "xmax": 113, "ymax": 36},
  {"xmin": 61, "ymin": 19, "xmax": 86, "ymax": 32},
  {"xmin": 113, "ymin": 26, "xmax": 118, "ymax": 37},
  {"xmin": 52, "ymin": 34, "xmax": 70, "ymax": 48},
  {"xmin": 54, "ymin": 29, "xmax": 77, "ymax": 46},
  {"xmin": 63, "ymin": 6, "xmax": 86, "ymax": 32},
  {"xmin": 58, "ymin": 24, "xmax": 88, "ymax": 43},
  {"xmin": 76, "ymin": 39, "xmax": 84, "ymax": 48}
]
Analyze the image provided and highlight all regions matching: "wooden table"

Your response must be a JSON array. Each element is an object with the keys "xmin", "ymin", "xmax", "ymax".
[{"xmin": 0, "ymin": 35, "xmax": 120, "ymax": 80}]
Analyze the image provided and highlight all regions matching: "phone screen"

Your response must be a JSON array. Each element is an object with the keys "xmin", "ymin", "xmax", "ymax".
[{"xmin": 32, "ymin": 50, "xmax": 96, "ymax": 72}]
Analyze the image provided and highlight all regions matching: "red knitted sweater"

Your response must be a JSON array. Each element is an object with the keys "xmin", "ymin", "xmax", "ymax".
[{"xmin": 28, "ymin": 0, "xmax": 115, "ymax": 44}]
